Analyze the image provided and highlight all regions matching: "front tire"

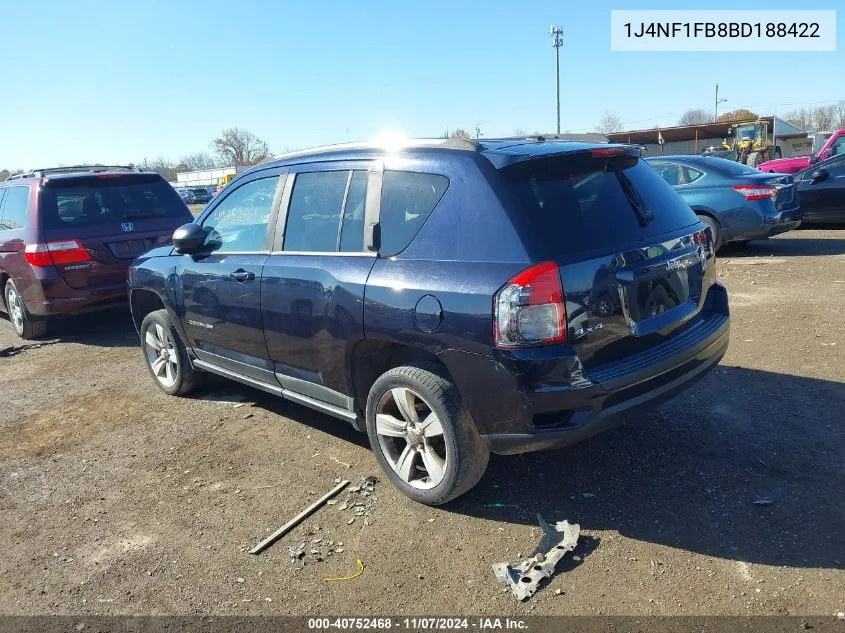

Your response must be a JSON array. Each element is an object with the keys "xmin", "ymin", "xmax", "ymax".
[
  {"xmin": 4, "ymin": 280, "xmax": 47, "ymax": 340},
  {"xmin": 365, "ymin": 363, "xmax": 489, "ymax": 505},
  {"xmin": 140, "ymin": 309, "xmax": 206, "ymax": 396}
]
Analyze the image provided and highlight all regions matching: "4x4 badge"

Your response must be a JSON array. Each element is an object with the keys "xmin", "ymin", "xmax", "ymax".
[{"xmin": 121, "ymin": 222, "xmax": 134, "ymax": 232}]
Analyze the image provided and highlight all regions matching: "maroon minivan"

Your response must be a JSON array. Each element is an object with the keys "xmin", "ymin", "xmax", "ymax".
[{"xmin": 0, "ymin": 166, "xmax": 192, "ymax": 339}]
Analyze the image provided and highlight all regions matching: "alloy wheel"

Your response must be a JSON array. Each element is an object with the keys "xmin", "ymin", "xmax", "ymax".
[
  {"xmin": 144, "ymin": 323, "xmax": 179, "ymax": 388},
  {"xmin": 6, "ymin": 285, "xmax": 24, "ymax": 334},
  {"xmin": 375, "ymin": 387, "xmax": 448, "ymax": 489}
]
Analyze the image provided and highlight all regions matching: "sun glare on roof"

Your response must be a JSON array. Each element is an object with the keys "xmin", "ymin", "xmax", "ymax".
[{"xmin": 372, "ymin": 130, "xmax": 408, "ymax": 153}]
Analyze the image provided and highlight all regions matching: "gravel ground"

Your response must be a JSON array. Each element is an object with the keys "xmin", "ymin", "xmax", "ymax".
[{"xmin": 0, "ymin": 229, "xmax": 843, "ymax": 617}]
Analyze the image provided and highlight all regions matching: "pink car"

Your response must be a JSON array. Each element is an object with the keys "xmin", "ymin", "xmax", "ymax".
[{"xmin": 759, "ymin": 130, "xmax": 845, "ymax": 173}]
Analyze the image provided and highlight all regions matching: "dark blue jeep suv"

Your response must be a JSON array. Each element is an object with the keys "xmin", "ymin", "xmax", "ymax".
[{"xmin": 128, "ymin": 138, "xmax": 730, "ymax": 504}]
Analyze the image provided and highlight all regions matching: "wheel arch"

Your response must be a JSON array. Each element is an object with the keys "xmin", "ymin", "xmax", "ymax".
[
  {"xmin": 349, "ymin": 340, "xmax": 454, "ymax": 416},
  {"xmin": 130, "ymin": 288, "xmax": 167, "ymax": 332}
]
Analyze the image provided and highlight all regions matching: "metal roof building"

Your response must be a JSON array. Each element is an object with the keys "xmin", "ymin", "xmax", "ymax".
[{"xmin": 606, "ymin": 116, "xmax": 808, "ymax": 157}]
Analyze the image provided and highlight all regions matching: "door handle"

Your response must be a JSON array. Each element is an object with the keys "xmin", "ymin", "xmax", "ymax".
[{"xmin": 229, "ymin": 269, "xmax": 255, "ymax": 283}]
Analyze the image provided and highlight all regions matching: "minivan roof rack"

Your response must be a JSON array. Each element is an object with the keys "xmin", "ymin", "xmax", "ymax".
[{"xmin": 14, "ymin": 165, "xmax": 142, "ymax": 179}]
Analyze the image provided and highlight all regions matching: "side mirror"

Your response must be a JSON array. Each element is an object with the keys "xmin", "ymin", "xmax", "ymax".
[
  {"xmin": 809, "ymin": 169, "xmax": 829, "ymax": 183},
  {"xmin": 172, "ymin": 223, "xmax": 208, "ymax": 254}
]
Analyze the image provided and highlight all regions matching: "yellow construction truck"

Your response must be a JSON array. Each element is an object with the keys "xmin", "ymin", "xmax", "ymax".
[{"xmin": 723, "ymin": 120, "xmax": 783, "ymax": 168}]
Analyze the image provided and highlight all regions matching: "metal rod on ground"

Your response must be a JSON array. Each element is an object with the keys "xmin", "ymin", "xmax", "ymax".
[{"xmin": 248, "ymin": 479, "xmax": 350, "ymax": 555}]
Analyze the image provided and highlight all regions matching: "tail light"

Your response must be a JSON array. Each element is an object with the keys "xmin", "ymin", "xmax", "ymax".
[
  {"xmin": 494, "ymin": 262, "xmax": 567, "ymax": 347},
  {"xmin": 692, "ymin": 229, "xmax": 707, "ymax": 245},
  {"xmin": 732, "ymin": 185, "xmax": 777, "ymax": 201},
  {"xmin": 24, "ymin": 240, "xmax": 92, "ymax": 267}
]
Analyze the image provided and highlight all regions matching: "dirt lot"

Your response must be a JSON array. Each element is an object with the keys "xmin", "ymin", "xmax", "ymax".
[{"xmin": 1, "ymin": 229, "xmax": 843, "ymax": 617}]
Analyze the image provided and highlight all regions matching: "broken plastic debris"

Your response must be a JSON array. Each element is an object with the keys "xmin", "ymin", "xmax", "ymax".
[
  {"xmin": 752, "ymin": 498, "xmax": 773, "ymax": 505},
  {"xmin": 492, "ymin": 515, "xmax": 580, "ymax": 602}
]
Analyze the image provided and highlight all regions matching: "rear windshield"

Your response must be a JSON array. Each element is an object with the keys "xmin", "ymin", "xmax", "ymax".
[
  {"xmin": 698, "ymin": 156, "xmax": 759, "ymax": 176},
  {"xmin": 502, "ymin": 152, "xmax": 697, "ymax": 254},
  {"xmin": 41, "ymin": 174, "xmax": 189, "ymax": 228}
]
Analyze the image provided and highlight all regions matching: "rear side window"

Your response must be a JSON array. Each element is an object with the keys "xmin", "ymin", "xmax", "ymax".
[
  {"xmin": 0, "ymin": 185, "xmax": 29, "ymax": 230},
  {"xmin": 284, "ymin": 171, "xmax": 348, "ymax": 252},
  {"xmin": 41, "ymin": 175, "xmax": 188, "ymax": 229},
  {"xmin": 283, "ymin": 170, "xmax": 370, "ymax": 253},
  {"xmin": 502, "ymin": 153, "xmax": 697, "ymax": 254},
  {"xmin": 379, "ymin": 171, "xmax": 449, "ymax": 256},
  {"xmin": 339, "ymin": 171, "xmax": 368, "ymax": 252}
]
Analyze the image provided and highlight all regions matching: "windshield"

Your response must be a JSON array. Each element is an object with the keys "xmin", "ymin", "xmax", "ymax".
[
  {"xmin": 502, "ymin": 152, "xmax": 697, "ymax": 255},
  {"xmin": 41, "ymin": 174, "xmax": 189, "ymax": 227}
]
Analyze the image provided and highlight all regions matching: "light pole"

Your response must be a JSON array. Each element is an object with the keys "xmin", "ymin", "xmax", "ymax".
[
  {"xmin": 714, "ymin": 83, "xmax": 728, "ymax": 122},
  {"xmin": 550, "ymin": 25, "xmax": 563, "ymax": 135}
]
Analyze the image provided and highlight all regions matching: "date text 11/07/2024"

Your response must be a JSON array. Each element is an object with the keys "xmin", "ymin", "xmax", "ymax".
[
  {"xmin": 623, "ymin": 22, "xmax": 820, "ymax": 38},
  {"xmin": 307, "ymin": 618, "xmax": 528, "ymax": 630}
]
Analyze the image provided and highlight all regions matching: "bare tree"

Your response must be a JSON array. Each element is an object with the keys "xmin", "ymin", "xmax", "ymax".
[
  {"xmin": 212, "ymin": 128, "xmax": 270, "ymax": 166},
  {"xmin": 512, "ymin": 128, "xmax": 527, "ymax": 137},
  {"xmin": 138, "ymin": 157, "xmax": 179, "ymax": 182},
  {"xmin": 785, "ymin": 107, "xmax": 813, "ymax": 130},
  {"xmin": 811, "ymin": 105, "xmax": 837, "ymax": 131},
  {"xmin": 0, "ymin": 168, "xmax": 23, "ymax": 181},
  {"xmin": 678, "ymin": 109, "xmax": 712, "ymax": 126},
  {"xmin": 180, "ymin": 152, "xmax": 218, "ymax": 171},
  {"xmin": 596, "ymin": 111, "xmax": 623, "ymax": 134},
  {"xmin": 450, "ymin": 128, "xmax": 473, "ymax": 140}
]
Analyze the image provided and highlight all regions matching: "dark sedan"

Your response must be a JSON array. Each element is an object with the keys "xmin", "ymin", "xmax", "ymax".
[
  {"xmin": 795, "ymin": 153, "xmax": 845, "ymax": 224},
  {"xmin": 647, "ymin": 155, "xmax": 801, "ymax": 249}
]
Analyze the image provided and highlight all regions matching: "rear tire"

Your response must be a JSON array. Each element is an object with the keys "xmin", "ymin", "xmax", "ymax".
[
  {"xmin": 4, "ymin": 280, "xmax": 47, "ymax": 340},
  {"xmin": 140, "ymin": 309, "xmax": 206, "ymax": 396},
  {"xmin": 365, "ymin": 363, "xmax": 489, "ymax": 505},
  {"xmin": 697, "ymin": 214, "xmax": 723, "ymax": 251}
]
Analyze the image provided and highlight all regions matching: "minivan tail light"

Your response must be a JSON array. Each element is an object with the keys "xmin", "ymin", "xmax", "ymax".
[
  {"xmin": 494, "ymin": 262, "xmax": 567, "ymax": 347},
  {"xmin": 24, "ymin": 240, "xmax": 92, "ymax": 266},
  {"xmin": 732, "ymin": 185, "xmax": 777, "ymax": 201}
]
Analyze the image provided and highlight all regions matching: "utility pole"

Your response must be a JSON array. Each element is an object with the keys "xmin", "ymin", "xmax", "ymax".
[
  {"xmin": 550, "ymin": 25, "xmax": 563, "ymax": 134},
  {"xmin": 714, "ymin": 83, "xmax": 728, "ymax": 122}
]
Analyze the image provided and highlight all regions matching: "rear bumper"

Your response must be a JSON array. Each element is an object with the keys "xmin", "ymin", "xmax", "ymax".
[
  {"xmin": 481, "ymin": 324, "xmax": 728, "ymax": 454},
  {"xmin": 726, "ymin": 205, "xmax": 801, "ymax": 242},
  {"xmin": 22, "ymin": 272, "xmax": 127, "ymax": 317},
  {"xmin": 439, "ymin": 283, "xmax": 730, "ymax": 455}
]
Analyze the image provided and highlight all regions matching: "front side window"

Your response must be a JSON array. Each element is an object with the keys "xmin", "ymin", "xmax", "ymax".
[
  {"xmin": 201, "ymin": 176, "xmax": 278, "ymax": 252},
  {"xmin": 379, "ymin": 171, "xmax": 449, "ymax": 256},
  {"xmin": 0, "ymin": 185, "xmax": 30, "ymax": 230}
]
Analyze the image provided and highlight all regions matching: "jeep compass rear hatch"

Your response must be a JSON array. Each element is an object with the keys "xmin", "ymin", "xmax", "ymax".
[
  {"xmin": 38, "ymin": 174, "xmax": 191, "ymax": 289},
  {"xmin": 500, "ymin": 148, "xmax": 713, "ymax": 369}
]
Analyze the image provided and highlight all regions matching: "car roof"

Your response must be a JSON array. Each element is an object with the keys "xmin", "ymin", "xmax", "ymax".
[{"xmin": 254, "ymin": 137, "xmax": 626, "ymax": 171}]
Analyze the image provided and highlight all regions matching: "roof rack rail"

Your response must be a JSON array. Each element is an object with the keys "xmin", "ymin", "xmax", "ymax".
[
  {"xmin": 17, "ymin": 165, "xmax": 142, "ymax": 179},
  {"xmin": 267, "ymin": 137, "xmax": 480, "ymax": 162}
]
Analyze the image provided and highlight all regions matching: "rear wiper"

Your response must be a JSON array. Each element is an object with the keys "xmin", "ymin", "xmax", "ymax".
[{"xmin": 615, "ymin": 170, "xmax": 654, "ymax": 227}]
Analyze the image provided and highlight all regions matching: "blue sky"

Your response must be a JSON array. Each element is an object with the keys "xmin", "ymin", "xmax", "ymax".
[{"xmin": 0, "ymin": 0, "xmax": 842, "ymax": 167}]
